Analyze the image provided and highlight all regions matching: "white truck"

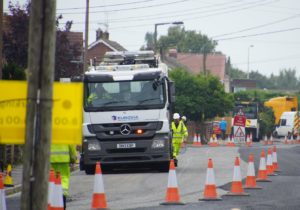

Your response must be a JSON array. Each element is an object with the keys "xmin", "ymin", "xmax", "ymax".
[
  {"xmin": 274, "ymin": 111, "xmax": 300, "ymax": 138},
  {"xmin": 81, "ymin": 51, "xmax": 175, "ymax": 174}
]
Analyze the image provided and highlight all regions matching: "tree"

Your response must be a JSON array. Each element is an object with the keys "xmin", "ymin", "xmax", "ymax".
[
  {"xmin": 55, "ymin": 15, "xmax": 82, "ymax": 81},
  {"xmin": 2, "ymin": 1, "xmax": 82, "ymax": 80},
  {"xmin": 140, "ymin": 32, "xmax": 154, "ymax": 50},
  {"xmin": 3, "ymin": 2, "xmax": 30, "ymax": 69},
  {"xmin": 169, "ymin": 68, "xmax": 233, "ymax": 122}
]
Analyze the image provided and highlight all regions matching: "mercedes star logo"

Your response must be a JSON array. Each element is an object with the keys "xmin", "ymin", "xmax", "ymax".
[{"xmin": 120, "ymin": 124, "xmax": 131, "ymax": 135}]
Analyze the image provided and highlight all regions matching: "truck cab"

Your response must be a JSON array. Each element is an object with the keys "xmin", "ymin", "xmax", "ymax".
[{"xmin": 81, "ymin": 51, "xmax": 174, "ymax": 174}]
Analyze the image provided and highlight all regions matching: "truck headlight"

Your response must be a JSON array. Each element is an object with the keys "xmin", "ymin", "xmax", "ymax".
[
  {"xmin": 152, "ymin": 140, "xmax": 165, "ymax": 148},
  {"xmin": 88, "ymin": 142, "xmax": 101, "ymax": 151}
]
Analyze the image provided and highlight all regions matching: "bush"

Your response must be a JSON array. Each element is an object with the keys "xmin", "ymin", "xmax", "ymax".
[{"xmin": 2, "ymin": 63, "xmax": 26, "ymax": 80}]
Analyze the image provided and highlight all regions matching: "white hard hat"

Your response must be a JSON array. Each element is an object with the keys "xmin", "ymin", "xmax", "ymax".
[
  {"xmin": 173, "ymin": 113, "xmax": 180, "ymax": 119},
  {"xmin": 182, "ymin": 116, "xmax": 186, "ymax": 121}
]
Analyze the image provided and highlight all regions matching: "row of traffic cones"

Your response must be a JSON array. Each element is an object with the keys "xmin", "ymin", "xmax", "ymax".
[
  {"xmin": 283, "ymin": 134, "xmax": 300, "ymax": 144},
  {"xmin": 160, "ymin": 146, "xmax": 280, "ymax": 205}
]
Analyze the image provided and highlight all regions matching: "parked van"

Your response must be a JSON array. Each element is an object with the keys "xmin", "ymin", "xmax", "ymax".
[{"xmin": 274, "ymin": 111, "xmax": 300, "ymax": 138}]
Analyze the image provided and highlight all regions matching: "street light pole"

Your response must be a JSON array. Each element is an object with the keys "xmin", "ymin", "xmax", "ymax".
[
  {"xmin": 247, "ymin": 45, "xmax": 254, "ymax": 79},
  {"xmin": 154, "ymin": 21, "xmax": 183, "ymax": 53}
]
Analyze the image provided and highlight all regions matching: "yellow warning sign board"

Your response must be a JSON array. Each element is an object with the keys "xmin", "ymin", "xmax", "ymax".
[{"xmin": 0, "ymin": 81, "xmax": 83, "ymax": 145}]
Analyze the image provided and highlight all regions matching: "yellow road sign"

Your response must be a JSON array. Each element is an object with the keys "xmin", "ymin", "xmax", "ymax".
[{"xmin": 0, "ymin": 81, "xmax": 83, "ymax": 145}]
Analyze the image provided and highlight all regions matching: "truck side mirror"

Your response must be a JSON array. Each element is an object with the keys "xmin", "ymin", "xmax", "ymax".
[{"xmin": 169, "ymin": 81, "xmax": 175, "ymax": 103}]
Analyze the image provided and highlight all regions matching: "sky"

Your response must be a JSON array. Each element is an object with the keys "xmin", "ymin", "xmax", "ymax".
[{"xmin": 4, "ymin": 0, "xmax": 300, "ymax": 77}]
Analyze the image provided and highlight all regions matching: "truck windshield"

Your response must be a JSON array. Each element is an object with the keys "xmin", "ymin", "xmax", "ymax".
[
  {"xmin": 84, "ymin": 80, "xmax": 165, "ymax": 111},
  {"xmin": 233, "ymin": 104, "xmax": 257, "ymax": 119}
]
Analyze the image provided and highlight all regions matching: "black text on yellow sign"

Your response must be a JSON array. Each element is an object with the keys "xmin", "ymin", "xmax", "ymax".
[{"xmin": 0, "ymin": 81, "xmax": 83, "ymax": 145}]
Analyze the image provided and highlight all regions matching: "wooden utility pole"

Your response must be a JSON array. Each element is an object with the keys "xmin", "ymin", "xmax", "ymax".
[
  {"xmin": 83, "ymin": 0, "xmax": 89, "ymax": 72},
  {"xmin": 21, "ymin": 0, "xmax": 56, "ymax": 209}
]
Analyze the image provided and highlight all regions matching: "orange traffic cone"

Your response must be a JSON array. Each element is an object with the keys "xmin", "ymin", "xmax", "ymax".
[
  {"xmin": 226, "ymin": 136, "xmax": 232, "ymax": 147},
  {"xmin": 161, "ymin": 160, "xmax": 184, "ymax": 205},
  {"xmin": 272, "ymin": 146, "xmax": 281, "ymax": 172},
  {"xmin": 268, "ymin": 135, "xmax": 273, "ymax": 145},
  {"xmin": 199, "ymin": 158, "xmax": 222, "ymax": 201},
  {"xmin": 246, "ymin": 135, "xmax": 251, "ymax": 147},
  {"xmin": 266, "ymin": 148, "xmax": 277, "ymax": 176},
  {"xmin": 91, "ymin": 162, "xmax": 108, "ymax": 210},
  {"xmin": 244, "ymin": 154, "xmax": 262, "ymax": 189},
  {"xmin": 284, "ymin": 136, "xmax": 288, "ymax": 144},
  {"xmin": 225, "ymin": 157, "xmax": 249, "ymax": 196},
  {"xmin": 263, "ymin": 136, "xmax": 268, "ymax": 145},
  {"xmin": 48, "ymin": 169, "xmax": 55, "ymax": 210},
  {"xmin": 257, "ymin": 150, "xmax": 271, "ymax": 182},
  {"xmin": 192, "ymin": 134, "xmax": 198, "ymax": 147},
  {"xmin": 197, "ymin": 134, "xmax": 202, "ymax": 146},
  {"xmin": 291, "ymin": 135, "xmax": 296, "ymax": 144},
  {"xmin": 52, "ymin": 172, "xmax": 64, "ymax": 210},
  {"xmin": 192, "ymin": 134, "xmax": 202, "ymax": 147},
  {"xmin": 0, "ymin": 173, "xmax": 7, "ymax": 210}
]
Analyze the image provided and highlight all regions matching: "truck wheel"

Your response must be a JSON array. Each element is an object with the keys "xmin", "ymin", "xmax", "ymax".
[
  {"xmin": 85, "ymin": 165, "xmax": 95, "ymax": 175},
  {"xmin": 273, "ymin": 131, "xmax": 278, "ymax": 138}
]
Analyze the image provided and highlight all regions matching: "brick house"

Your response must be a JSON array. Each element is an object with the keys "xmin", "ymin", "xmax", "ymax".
[
  {"xmin": 166, "ymin": 50, "xmax": 230, "ymax": 92},
  {"xmin": 87, "ymin": 29, "xmax": 127, "ymax": 65}
]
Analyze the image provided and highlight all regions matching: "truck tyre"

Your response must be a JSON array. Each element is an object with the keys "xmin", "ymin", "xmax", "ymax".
[
  {"xmin": 85, "ymin": 165, "xmax": 95, "ymax": 175},
  {"xmin": 273, "ymin": 131, "xmax": 278, "ymax": 138}
]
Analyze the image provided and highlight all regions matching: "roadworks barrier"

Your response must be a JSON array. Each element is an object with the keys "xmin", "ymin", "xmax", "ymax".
[
  {"xmin": 91, "ymin": 162, "xmax": 108, "ymax": 210},
  {"xmin": 160, "ymin": 159, "xmax": 184, "ymax": 205}
]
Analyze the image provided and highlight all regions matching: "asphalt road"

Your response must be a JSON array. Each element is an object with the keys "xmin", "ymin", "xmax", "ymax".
[{"xmin": 6, "ymin": 143, "xmax": 300, "ymax": 210}]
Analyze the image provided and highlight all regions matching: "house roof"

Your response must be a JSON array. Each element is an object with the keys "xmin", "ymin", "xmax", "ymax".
[
  {"xmin": 88, "ymin": 39, "xmax": 127, "ymax": 52},
  {"xmin": 231, "ymin": 79, "xmax": 257, "ymax": 88},
  {"xmin": 175, "ymin": 53, "xmax": 226, "ymax": 80}
]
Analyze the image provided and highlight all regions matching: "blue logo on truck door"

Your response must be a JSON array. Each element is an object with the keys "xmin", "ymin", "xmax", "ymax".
[{"xmin": 112, "ymin": 115, "xmax": 139, "ymax": 121}]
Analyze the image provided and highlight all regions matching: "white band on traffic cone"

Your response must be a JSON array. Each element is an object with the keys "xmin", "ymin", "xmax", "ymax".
[
  {"xmin": 52, "ymin": 179, "xmax": 64, "ymax": 208},
  {"xmin": 205, "ymin": 168, "xmax": 216, "ymax": 185},
  {"xmin": 94, "ymin": 174, "xmax": 105, "ymax": 193},
  {"xmin": 259, "ymin": 157, "xmax": 266, "ymax": 170},
  {"xmin": 167, "ymin": 170, "xmax": 178, "ymax": 188},
  {"xmin": 247, "ymin": 162, "xmax": 255, "ymax": 176},
  {"xmin": 233, "ymin": 165, "xmax": 242, "ymax": 182}
]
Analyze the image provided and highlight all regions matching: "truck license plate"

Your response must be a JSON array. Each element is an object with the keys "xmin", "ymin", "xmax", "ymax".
[{"xmin": 117, "ymin": 143, "xmax": 136, "ymax": 149}]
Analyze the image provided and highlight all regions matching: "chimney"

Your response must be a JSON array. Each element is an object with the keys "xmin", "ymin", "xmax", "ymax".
[{"xmin": 96, "ymin": 28, "xmax": 109, "ymax": 41}]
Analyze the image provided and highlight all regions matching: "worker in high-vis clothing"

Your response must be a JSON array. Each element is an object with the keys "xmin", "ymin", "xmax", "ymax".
[
  {"xmin": 50, "ymin": 144, "xmax": 77, "ymax": 210},
  {"xmin": 171, "ymin": 113, "xmax": 188, "ymax": 167}
]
